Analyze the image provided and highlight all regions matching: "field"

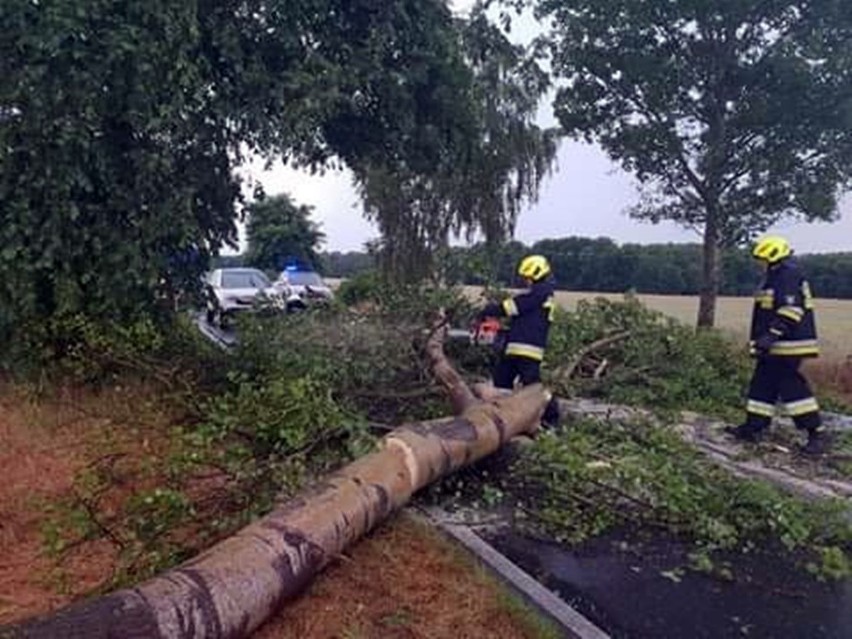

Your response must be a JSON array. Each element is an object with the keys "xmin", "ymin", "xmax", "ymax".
[
  {"xmin": 325, "ymin": 277, "xmax": 851, "ymax": 357},
  {"xmin": 462, "ymin": 287, "xmax": 852, "ymax": 359}
]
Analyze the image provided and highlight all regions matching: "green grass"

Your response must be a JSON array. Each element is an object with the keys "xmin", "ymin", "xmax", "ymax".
[{"xmin": 492, "ymin": 586, "xmax": 564, "ymax": 639}]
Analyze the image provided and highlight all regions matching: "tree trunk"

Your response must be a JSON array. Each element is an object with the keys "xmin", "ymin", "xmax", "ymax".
[
  {"xmin": 696, "ymin": 212, "xmax": 721, "ymax": 328},
  {"xmin": 424, "ymin": 315, "xmax": 478, "ymax": 414},
  {"xmin": 3, "ymin": 337, "xmax": 548, "ymax": 639}
]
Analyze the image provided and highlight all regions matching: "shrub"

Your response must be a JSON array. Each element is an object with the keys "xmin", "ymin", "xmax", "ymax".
[
  {"xmin": 336, "ymin": 271, "xmax": 383, "ymax": 307},
  {"xmin": 544, "ymin": 296, "xmax": 751, "ymax": 418}
]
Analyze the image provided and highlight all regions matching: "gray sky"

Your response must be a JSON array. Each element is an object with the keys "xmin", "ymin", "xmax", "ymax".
[
  {"xmin": 242, "ymin": 143, "xmax": 851, "ymax": 254},
  {"xmin": 240, "ymin": 1, "xmax": 852, "ymax": 255}
]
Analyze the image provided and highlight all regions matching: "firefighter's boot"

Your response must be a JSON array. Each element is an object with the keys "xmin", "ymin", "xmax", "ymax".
[
  {"xmin": 541, "ymin": 396, "xmax": 560, "ymax": 430},
  {"xmin": 723, "ymin": 423, "xmax": 763, "ymax": 444},
  {"xmin": 800, "ymin": 428, "xmax": 832, "ymax": 456}
]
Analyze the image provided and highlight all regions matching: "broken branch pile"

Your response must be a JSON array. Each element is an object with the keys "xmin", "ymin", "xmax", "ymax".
[{"xmin": 3, "ymin": 326, "xmax": 547, "ymax": 639}]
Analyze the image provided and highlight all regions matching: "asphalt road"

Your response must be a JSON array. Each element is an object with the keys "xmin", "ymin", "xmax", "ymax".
[{"xmin": 194, "ymin": 313, "xmax": 237, "ymax": 349}]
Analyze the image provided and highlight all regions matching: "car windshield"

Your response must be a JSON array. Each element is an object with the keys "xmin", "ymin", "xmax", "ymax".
[
  {"xmin": 286, "ymin": 270, "xmax": 323, "ymax": 286},
  {"xmin": 220, "ymin": 270, "xmax": 270, "ymax": 289}
]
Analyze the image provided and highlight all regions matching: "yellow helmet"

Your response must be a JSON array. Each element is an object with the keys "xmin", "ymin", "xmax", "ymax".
[
  {"xmin": 517, "ymin": 255, "xmax": 551, "ymax": 281},
  {"xmin": 752, "ymin": 235, "xmax": 792, "ymax": 264}
]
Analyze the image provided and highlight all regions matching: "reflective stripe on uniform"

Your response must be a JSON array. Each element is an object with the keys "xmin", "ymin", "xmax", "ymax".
[
  {"xmin": 505, "ymin": 342, "xmax": 544, "ymax": 361},
  {"xmin": 777, "ymin": 306, "xmax": 804, "ymax": 322},
  {"xmin": 746, "ymin": 399, "xmax": 776, "ymax": 417},
  {"xmin": 782, "ymin": 397, "xmax": 820, "ymax": 417},
  {"xmin": 768, "ymin": 339, "xmax": 819, "ymax": 356},
  {"xmin": 502, "ymin": 298, "xmax": 519, "ymax": 316},
  {"xmin": 802, "ymin": 282, "xmax": 815, "ymax": 309},
  {"xmin": 755, "ymin": 288, "xmax": 774, "ymax": 309}
]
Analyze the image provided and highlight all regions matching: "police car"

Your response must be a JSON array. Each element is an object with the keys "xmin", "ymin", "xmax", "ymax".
[{"xmin": 273, "ymin": 264, "xmax": 333, "ymax": 311}]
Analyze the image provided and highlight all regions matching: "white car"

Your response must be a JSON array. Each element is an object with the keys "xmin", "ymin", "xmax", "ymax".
[
  {"xmin": 273, "ymin": 267, "xmax": 333, "ymax": 307},
  {"xmin": 205, "ymin": 268, "xmax": 283, "ymax": 326}
]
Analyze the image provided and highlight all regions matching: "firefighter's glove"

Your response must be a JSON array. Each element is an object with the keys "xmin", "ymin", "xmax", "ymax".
[{"xmin": 753, "ymin": 332, "xmax": 778, "ymax": 356}]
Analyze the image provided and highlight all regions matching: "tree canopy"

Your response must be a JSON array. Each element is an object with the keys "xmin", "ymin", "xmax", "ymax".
[
  {"xmin": 245, "ymin": 195, "xmax": 324, "ymax": 272},
  {"xmin": 355, "ymin": 4, "xmax": 559, "ymax": 282},
  {"xmin": 1, "ymin": 0, "xmax": 238, "ymax": 336},
  {"xmin": 522, "ymin": 0, "xmax": 852, "ymax": 326},
  {"xmin": 1, "ymin": 0, "xmax": 556, "ymax": 358},
  {"xmin": 321, "ymin": 237, "xmax": 852, "ymax": 300}
]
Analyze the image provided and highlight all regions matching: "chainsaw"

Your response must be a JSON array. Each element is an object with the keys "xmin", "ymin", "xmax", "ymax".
[
  {"xmin": 471, "ymin": 316, "xmax": 503, "ymax": 346},
  {"xmin": 447, "ymin": 316, "xmax": 506, "ymax": 352}
]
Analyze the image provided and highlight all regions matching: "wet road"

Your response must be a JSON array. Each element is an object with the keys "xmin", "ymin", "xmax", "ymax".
[{"xmin": 489, "ymin": 530, "xmax": 852, "ymax": 639}]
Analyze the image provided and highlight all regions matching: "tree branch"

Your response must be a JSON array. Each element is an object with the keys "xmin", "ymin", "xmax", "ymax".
[
  {"xmin": 554, "ymin": 331, "xmax": 632, "ymax": 384},
  {"xmin": 423, "ymin": 311, "xmax": 479, "ymax": 414}
]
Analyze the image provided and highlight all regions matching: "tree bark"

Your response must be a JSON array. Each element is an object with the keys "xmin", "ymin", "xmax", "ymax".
[
  {"xmin": 696, "ymin": 211, "xmax": 721, "ymax": 328},
  {"xmin": 424, "ymin": 314, "xmax": 478, "ymax": 414},
  {"xmin": 2, "ymin": 340, "xmax": 547, "ymax": 639}
]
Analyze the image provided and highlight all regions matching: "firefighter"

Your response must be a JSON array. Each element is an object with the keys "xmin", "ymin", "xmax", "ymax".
[
  {"xmin": 478, "ymin": 255, "xmax": 560, "ymax": 427},
  {"xmin": 725, "ymin": 236, "xmax": 830, "ymax": 455}
]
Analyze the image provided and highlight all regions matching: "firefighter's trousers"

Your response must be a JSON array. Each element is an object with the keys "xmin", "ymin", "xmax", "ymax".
[
  {"xmin": 493, "ymin": 355, "xmax": 560, "ymax": 426},
  {"xmin": 494, "ymin": 355, "xmax": 542, "ymax": 389},
  {"xmin": 745, "ymin": 357, "xmax": 821, "ymax": 432}
]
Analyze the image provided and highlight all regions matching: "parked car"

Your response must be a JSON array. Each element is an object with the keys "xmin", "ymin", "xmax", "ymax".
[
  {"xmin": 273, "ymin": 266, "xmax": 333, "ymax": 309},
  {"xmin": 205, "ymin": 267, "xmax": 284, "ymax": 326}
]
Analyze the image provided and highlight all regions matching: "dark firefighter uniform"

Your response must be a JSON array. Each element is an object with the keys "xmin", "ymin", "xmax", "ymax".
[
  {"xmin": 479, "ymin": 254, "xmax": 560, "ymax": 426},
  {"xmin": 481, "ymin": 276, "xmax": 557, "ymax": 389},
  {"xmin": 744, "ymin": 256, "xmax": 821, "ymax": 434}
]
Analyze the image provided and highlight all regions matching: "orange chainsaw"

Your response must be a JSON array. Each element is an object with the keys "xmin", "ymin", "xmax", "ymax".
[{"xmin": 470, "ymin": 316, "xmax": 505, "ymax": 348}]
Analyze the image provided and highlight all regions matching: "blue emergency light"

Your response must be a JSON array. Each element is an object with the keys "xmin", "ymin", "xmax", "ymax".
[{"xmin": 280, "ymin": 257, "xmax": 309, "ymax": 272}]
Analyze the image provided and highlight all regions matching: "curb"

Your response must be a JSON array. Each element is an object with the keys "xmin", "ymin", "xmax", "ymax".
[
  {"xmin": 418, "ymin": 508, "xmax": 610, "ymax": 639},
  {"xmin": 194, "ymin": 315, "xmax": 237, "ymax": 350}
]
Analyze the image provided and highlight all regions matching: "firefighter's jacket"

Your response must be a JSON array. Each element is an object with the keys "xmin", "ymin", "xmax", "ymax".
[
  {"xmin": 751, "ymin": 257, "xmax": 819, "ymax": 358},
  {"xmin": 482, "ymin": 277, "xmax": 556, "ymax": 361}
]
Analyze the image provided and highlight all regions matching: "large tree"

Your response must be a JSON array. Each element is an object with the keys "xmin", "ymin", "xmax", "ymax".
[
  {"xmin": 354, "ymin": 4, "xmax": 559, "ymax": 282},
  {"xmin": 245, "ymin": 195, "xmax": 324, "ymax": 272},
  {"xmin": 1, "ymin": 0, "xmax": 538, "ymax": 354},
  {"xmin": 0, "ymin": 0, "xmax": 239, "ymax": 335},
  {"xmin": 524, "ymin": 0, "xmax": 852, "ymax": 326}
]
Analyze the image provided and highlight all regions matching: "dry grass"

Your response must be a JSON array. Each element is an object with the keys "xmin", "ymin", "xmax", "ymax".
[
  {"xmin": 0, "ymin": 387, "xmax": 121, "ymax": 623},
  {"xmin": 255, "ymin": 514, "xmax": 555, "ymax": 639},
  {"xmin": 0, "ymin": 382, "xmax": 186, "ymax": 625},
  {"xmin": 465, "ymin": 285, "xmax": 852, "ymax": 406},
  {"xmin": 803, "ymin": 357, "xmax": 852, "ymax": 408},
  {"xmin": 327, "ymin": 278, "xmax": 851, "ymax": 356},
  {"xmin": 330, "ymin": 276, "xmax": 852, "ymax": 401}
]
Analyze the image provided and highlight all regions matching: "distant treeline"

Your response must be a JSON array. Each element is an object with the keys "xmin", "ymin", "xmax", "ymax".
[{"xmin": 319, "ymin": 237, "xmax": 852, "ymax": 299}]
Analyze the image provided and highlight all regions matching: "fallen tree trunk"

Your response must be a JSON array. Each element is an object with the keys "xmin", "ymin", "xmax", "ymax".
[
  {"xmin": 423, "ymin": 314, "xmax": 478, "ymax": 414},
  {"xmin": 3, "ymin": 345, "xmax": 547, "ymax": 639}
]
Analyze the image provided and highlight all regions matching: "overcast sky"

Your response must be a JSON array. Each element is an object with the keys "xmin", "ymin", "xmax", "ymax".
[{"xmin": 239, "ymin": 0, "xmax": 851, "ymax": 255}]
